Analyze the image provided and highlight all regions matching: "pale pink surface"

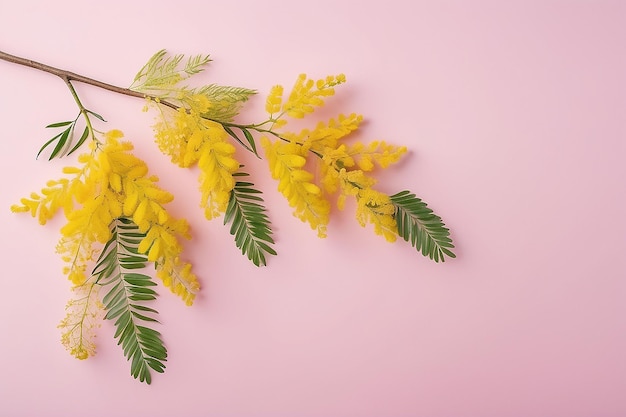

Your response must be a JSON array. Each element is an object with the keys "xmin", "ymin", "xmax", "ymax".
[{"xmin": 0, "ymin": 1, "xmax": 624, "ymax": 416}]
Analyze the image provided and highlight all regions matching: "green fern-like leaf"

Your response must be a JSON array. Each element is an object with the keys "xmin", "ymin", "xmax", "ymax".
[
  {"xmin": 224, "ymin": 171, "xmax": 276, "ymax": 266},
  {"xmin": 93, "ymin": 217, "xmax": 167, "ymax": 384},
  {"xmin": 197, "ymin": 84, "xmax": 256, "ymax": 122},
  {"xmin": 390, "ymin": 190, "xmax": 455, "ymax": 262},
  {"xmin": 184, "ymin": 53, "xmax": 212, "ymax": 75},
  {"xmin": 131, "ymin": 49, "xmax": 210, "ymax": 92}
]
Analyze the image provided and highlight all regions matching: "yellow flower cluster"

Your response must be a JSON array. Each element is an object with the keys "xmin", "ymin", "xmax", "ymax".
[
  {"xmin": 57, "ymin": 282, "xmax": 103, "ymax": 359},
  {"xmin": 262, "ymin": 137, "xmax": 330, "ymax": 237},
  {"xmin": 285, "ymin": 113, "xmax": 363, "ymax": 154},
  {"xmin": 12, "ymin": 130, "xmax": 199, "ymax": 303},
  {"xmin": 282, "ymin": 73, "xmax": 346, "ymax": 119},
  {"xmin": 265, "ymin": 73, "xmax": 346, "ymax": 123},
  {"xmin": 262, "ymin": 74, "xmax": 407, "ymax": 242},
  {"xmin": 354, "ymin": 188, "xmax": 398, "ymax": 242},
  {"xmin": 265, "ymin": 85, "xmax": 284, "ymax": 115},
  {"xmin": 11, "ymin": 178, "xmax": 74, "ymax": 225},
  {"xmin": 153, "ymin": 105, "xmax": 239, "ymax": 220}
]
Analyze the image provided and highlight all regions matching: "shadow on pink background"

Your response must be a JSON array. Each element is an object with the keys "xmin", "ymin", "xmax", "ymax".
[{"xmin": 0, "ymin": 1, "xmax": 624, "ymax": 416}]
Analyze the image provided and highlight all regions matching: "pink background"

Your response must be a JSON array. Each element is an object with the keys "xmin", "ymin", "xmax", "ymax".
[{"xmin": 1, "ymin": 1, "xmax": 624, "ymax": 416}]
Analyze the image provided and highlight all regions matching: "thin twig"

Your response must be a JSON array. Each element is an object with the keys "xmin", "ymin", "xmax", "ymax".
[{"xmin": 0, "ymin": 49, "xmax": 178, "ymax": 110}]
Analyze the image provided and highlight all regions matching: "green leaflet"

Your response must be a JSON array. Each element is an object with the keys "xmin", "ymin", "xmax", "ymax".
[
  {"xmin": 222, "ymin": 125, "xmax": 260, "ymax": 157},
  {"xmin": 390, "ymin": 190, "xmax": 455, "ymax": 262},
  {"xmin": 130, "ymin": 50, "xmax": 256, "ymax": 128},
  {"xmin": 130, "ymin": 49, "xmax": 211, "ymax": 93},
  {"xmin": 197, "ymin": 84, "xmax": 256, "ymax": 123},
  {"xmin": 93, "ymin": 217, "xmax": 167, "ymax": 384},
  {"xmin": 224, "ymin": 171, "xmax": 276, "ymax": 266},
  {"xmin": 38, "ymin": 109, "xmax": 103, "ymax": 160}
]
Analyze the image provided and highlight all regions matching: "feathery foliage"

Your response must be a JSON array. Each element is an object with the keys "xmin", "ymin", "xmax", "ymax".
[
  {"xmin": 131, "ymin": 49, "xmax": 210, "ymax": 92},
  {"xmin": 131, "ymin": 50, "xmax": 255, "ymax": 125},
  {"xmin": 390, "ymin": 191, "xmax": 455, "ymax": 262},
  {"xmin": 94, "ymin": 217, "xmax": 166, "ymax": 384},
  {"xmin": 197, "ymin": 84, "xmax": 256, "ymax": 122},
  {"xmin": 224, "ymin": 171, "xmax": 276, "ymax": 266}
]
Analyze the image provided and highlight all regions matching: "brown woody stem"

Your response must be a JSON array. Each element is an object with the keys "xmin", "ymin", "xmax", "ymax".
[{"xmin": 0, "ymin": 49, "xmax": 177, "ymax": 110}]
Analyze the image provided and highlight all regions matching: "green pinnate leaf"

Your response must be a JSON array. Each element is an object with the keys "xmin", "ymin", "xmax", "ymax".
[
  {"xmin": 197, "ymin": 84, "xmax": 256, "ymax": 122},
  {"xmin": 130, "ymin": 49, "xmax": 211, "ymax": 93},
  {"xmin": 224, "ymin": 170, "xmax": 276, "ymax": 266},
  {"xmin": 94, "ymin": 217, "xmax": 167, "ymax": 384},
  {"xmin": 390, "ymin": 190, "xmax": 455, "ymax": 262}
]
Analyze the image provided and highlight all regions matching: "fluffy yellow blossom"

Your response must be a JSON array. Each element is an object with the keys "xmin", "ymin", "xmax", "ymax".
[
  {"xmin": 58, "ymin": 193, "xmax": 117, "ymax": 285},
  {"xmin": 320, "ymin": 140, "xmax": 406, "ymax": 173},
  {"xmin": 153, "ymin": 108, "xmax": 199, "ymax": 167},
  {"xmin": 135, "ymin": 217, "xmax": 199, "ymax": 305},
  {"xmin": 57, "ymin": 282, "xmax": 104, "ymax": 360},
  {"xmin": 345, "ymin": 141, "xmax": 407, "ymax": 171},
  {"xmin": 262, "ymin": 137, "xmax": 330, "ymax": 237},
  {"xmin": 153, "ymin": 108, "xmax": 239, "ymax": 219},
  {"xmin": 10, "ymin": 179, "xmax": 73, "ymax": 225},
  {"xmin": 266, "ymin": 85, "xmax": 284, "ymax": 115},
  {"xmin": 12, "ymin": 130, "xmax": 200, "ymax": 304},
  {"xmin": 283, "ymin": 113, "xmax": 363, "ymax": 154},
  {"xmin": 197, "ymin": 128, "xmax": 239, "ymax": 220},
  {"xmin": 157, "ymin": 257, "xmax": 199, "ymax": 306},
  {"xmin": 354, "ymin": 188, "xmax": 398, "ymax": 242},
  {"xmin": 281, "ymin": 74, "xmax": 345, "ymax": 119},
  {"xmin": 319, "ymin": 146, "xmax": 400, "ymax": 242},
  {"xmin": 333, "ymin": 168, "xmax": 377, "ymax": 210}
]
